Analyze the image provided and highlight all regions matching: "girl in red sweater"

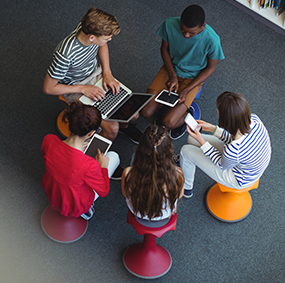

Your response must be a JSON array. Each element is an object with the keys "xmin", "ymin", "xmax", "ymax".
[{"xmin": 41, "ymin": 101, "xmax": 119, "ymax": 220}]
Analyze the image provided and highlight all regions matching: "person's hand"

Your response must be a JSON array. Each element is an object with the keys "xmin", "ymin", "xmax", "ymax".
[
  {"xmin": 166, "ymin": 73, "xmax": 179, "ymax": 94},
  {"xmin": 102, "ymin": 73, "xmax": 120, "ymax": 94},
  {"xmin": 186, "ymin": 125, "xmax": 205, "ymax": 146},
  {"xmin": 178, "ymin": 89, "xmax": 188, "ymax": 104},
  {"xmin": 196, "ymin": 120, "xmax": 216, "ymax": 133},
  {"xmin": 82, "ymin": 85, "xmax": 105, "ymax": 101},
  {"xmin": 95, "ymin": 149, "xmax": 109, "ymax": 168}
]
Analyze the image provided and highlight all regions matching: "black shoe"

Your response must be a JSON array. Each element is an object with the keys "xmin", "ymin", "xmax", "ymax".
[
  {"xmin": 110, "ymin": 165, "xmax": 124, "ymax": 181},
  {"xmin": 81, "ymin": 205, "xmax": 95, "ymax": 220},
  {"xmin": 184, "ymin": 189, "xmax": 193, "ymax": 198},
  {"xmin": 119, "ymin": 124, "xmax": 142, "ymax": 144},
  {"xmin": 169, "ymin": 123, "xmax": 187, "ymax": 140},
  {"xmin": 187, "ymin": 106, "xmax": 194, "ymax": 116}
]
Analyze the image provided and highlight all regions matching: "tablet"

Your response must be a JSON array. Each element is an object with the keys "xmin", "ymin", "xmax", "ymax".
[
  {"xmin": 83, "ymin": 133, "xmax": 112, "ymax": 157},
  {"xmin": 185, "ymin": 113, "xmax": 201, "ymax": 132},
  {"xmin": 154, "ymin": 90, "xmax": 179, "ymax": 107}
]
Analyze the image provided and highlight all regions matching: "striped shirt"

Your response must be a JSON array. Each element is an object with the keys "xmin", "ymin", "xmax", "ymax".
[
  {"xmin": 201, "ymin": 114, "xmax": 271, "ymax": 186},
  {"xmin": 47, "ymin": 23, "xmax": 99, "ymax": 85}
]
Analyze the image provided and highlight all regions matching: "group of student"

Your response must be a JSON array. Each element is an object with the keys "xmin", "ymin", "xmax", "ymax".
[{"xmin": 41, "ymin": 5, "xmax": 271, "ymax": 224}]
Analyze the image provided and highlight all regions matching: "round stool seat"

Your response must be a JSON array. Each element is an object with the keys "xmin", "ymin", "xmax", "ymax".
[
  {"xmin": 123, "ymin": 211, "xmax": 177, "ymax": 279},
  {"xmin": 206, "ymin": 180, "xmax": 259, "ymax": 222},
  {"xmin": 190, "ymin": 100, "xmax": 201, "ymax": 120},
  {"xmin": 41, "ymin": 205, "xmax": 88, "ymax": 243},
  {"xmin": 56, "ymin": 109, "xmax": 71, "ymax": 138}
]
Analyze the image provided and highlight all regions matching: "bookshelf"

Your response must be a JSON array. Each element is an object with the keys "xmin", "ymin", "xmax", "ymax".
[{"xmin": 226, "ymin": 0, "xmax": 285, "ymax": 35}]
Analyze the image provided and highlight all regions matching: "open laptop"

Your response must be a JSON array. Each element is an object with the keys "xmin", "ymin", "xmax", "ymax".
[{"xmin": 79, "ymin": 78, "xmax": 154, "ymax": 123}]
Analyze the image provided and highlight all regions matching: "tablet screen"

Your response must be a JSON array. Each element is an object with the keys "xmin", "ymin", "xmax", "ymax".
[
  {"xmin": 155, "ymin": 90, "xmax": 179, "ymax": 107},
  {"xmin": 84, "ymin": 134, "xmax": 112, "ymax": 157}
]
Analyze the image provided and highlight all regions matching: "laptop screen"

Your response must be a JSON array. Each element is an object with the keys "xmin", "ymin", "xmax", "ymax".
[{"xmin": 107, "ymin": 93, "xmax": 154, "ymax": 123}]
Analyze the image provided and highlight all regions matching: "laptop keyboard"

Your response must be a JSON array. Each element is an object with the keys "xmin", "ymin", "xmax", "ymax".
[{"xmin": 94, "ymin": 87, "xmax": 129, "ymax": 115}]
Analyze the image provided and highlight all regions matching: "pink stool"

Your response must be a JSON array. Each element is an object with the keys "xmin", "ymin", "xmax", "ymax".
[
  {"xmin": 41, "ymin": 205, "xmax": 88, "ymax": 243},
  {"xmin": 123, "ymin": 210, "xmax": 177, "ymax": 279}
]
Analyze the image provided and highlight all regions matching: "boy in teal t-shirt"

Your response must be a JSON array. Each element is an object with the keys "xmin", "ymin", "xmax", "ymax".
[{"xmin": 141, "ymin": 5, "xmax": 225, "ymax": 140}]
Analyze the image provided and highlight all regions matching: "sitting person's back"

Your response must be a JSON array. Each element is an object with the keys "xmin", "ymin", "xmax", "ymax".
[
  {"xmin": 41, "ymin": 134, "xmax": 109, "ymax": 217},
  {"xmin": 41, "ymin": 101, "xmax": 119, "ymax": 219},
  {"xmin": 121, "ymin": 125, "xmax": 184, "ymax": 227}
]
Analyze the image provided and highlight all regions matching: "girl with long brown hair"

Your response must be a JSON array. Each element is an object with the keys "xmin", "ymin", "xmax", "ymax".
[{"xmin": 122, "ymin": 125, "xmax": 184, "ymax": 227}]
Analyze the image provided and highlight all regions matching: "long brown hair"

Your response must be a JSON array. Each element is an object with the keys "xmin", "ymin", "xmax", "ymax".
[
  {"xmin": 124, "ymin": 125, "xmax": 184, "ymax": 219},
  {"xmin": 217, "ymin": 92, "xmax": 251, "ymax": 137}
]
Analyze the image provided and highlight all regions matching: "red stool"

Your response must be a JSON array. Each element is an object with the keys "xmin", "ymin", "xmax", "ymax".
[
  {"xmin": 41, "ymin": 205, "xmax": 88, "ymax": 243},
  {"xmin": 56, "ymin": 95, "xmax": 71, "ymax": 138},
  {"xmin": 123, "ymin": 210, "xmax": 177, "ymax": 279},
  {"xmin": 206, "ymin": 179, "xmax": 259, "ymax": 222}
]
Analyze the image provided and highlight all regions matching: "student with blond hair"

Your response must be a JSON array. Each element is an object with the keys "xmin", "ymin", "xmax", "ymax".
[{"xmin": 43, "ymin": 7, "xmax": 142, "ymax": 146}]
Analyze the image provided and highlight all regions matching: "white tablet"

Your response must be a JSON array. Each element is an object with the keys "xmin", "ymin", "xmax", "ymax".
[
  {"xmin": 83, "ymin": 133, "xmax": 112, "ymax": 157},
  {"xmin": 185, "ymin": 113, "xmax": 201, "ymax": 132},
  {"xmin": 154, "ymin": 90, "xmax": 179, "ymax": 107}
]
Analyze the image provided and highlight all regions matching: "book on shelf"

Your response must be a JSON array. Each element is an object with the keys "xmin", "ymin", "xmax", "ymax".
[
  {"xmin": 276, "ymin": 0, "xmax": 285, "ymax": 16},
  {"xmin": 258, "ymin": 0, "xmax": 285, "ymax": 16}
]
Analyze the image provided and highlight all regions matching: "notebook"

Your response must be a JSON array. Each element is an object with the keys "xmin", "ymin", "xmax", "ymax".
[
  {"xmin": 79, "ymin": 78, "xmax": 154, "ymax": 122},
  {"xmin": 83, "ymin": 133, "xmax": 112, "ymax": 157}
]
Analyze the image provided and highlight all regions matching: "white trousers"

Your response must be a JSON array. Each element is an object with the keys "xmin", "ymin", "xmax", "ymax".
[
  {"xmin": 92, "ymin": 150, "xmax": 120, "ymax": 200},
  {"xmin": 180, "ymin": 134, "xmax": 242, "ymax": 191}
]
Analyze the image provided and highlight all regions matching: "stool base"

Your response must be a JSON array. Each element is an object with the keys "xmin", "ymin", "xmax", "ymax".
[
  {"xmin": 123, "ymin": 242, "xmax": 172, "ymax": 279},
  {"xmin": 41, "ymin": 206, "xmax": 88, "ymax": 243},
  {"xmin": 206, "ymin": 184, "xmax": 252, "ymax": 222}
]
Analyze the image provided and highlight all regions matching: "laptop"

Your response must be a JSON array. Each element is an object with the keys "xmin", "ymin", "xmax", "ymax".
[{"xmin": 79, "ymin": 78, "xmax": 154, "ymax": 123}]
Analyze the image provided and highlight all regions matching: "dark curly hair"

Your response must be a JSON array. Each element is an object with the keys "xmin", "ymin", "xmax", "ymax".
[
  {"xmin": 181, "ymin": 5, "xmax": 205, "ymax": 28},
  {"xmin": 62, "ymin": 101, "xmax": 102, "ymax": 137}
]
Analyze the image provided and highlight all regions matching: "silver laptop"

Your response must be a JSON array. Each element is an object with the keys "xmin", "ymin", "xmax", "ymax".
[{"xmin": 79, "ymin": 78, "xmax": 154, "ymax": 122}]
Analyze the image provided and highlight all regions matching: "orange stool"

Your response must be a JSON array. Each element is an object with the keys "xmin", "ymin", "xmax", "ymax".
[
  {"xmin": 206, "ymin": 179, "xmax": 259, "ymax": 222},
  {"xmin": 41, "ymin": 205, "xmax": 88, "ymax": 243},
  {"xmin": 123, "ymin": 210, "xmax": 177, "ymax": 279},
  {"xmin": 56, "ymin": 95, "xmax": 71, "ymax": 138}
]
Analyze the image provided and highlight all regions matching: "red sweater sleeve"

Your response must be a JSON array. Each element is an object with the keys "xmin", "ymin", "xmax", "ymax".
[{"xmin": 85, "ymin": 161, "xmax": 110, "ymax": 197}]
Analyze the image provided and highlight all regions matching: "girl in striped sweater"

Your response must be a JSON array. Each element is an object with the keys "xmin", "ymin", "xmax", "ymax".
[{"xmin": 180, "ymin": 91, "xmax": 271, "ymax": 198}]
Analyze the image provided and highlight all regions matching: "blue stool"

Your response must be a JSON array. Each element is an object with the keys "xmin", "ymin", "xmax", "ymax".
[{"xmin": 189, "ymin": 83, "xmax": 204, "ymax": 120}]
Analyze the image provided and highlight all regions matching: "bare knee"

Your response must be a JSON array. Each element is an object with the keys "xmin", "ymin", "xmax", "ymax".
[
  {"xmin": 140, "ymin": 89, "xmax": 158, "ymax": 118},
  {"xmin": 100, "ymin": 121, "xmax": 119, "ymax": 141},
  {"xmin": 140, "ymin": 106, "xmax": 154, "ymax": 118},
  {"xmin": 162, "ymin": 116, "xmax": 178, "ymax": 129}
]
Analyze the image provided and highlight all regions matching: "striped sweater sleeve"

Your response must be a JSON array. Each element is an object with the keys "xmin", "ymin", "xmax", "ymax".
[{"xmin": 200, "ymin": 126, "xmax": 238, "ymax": 170}]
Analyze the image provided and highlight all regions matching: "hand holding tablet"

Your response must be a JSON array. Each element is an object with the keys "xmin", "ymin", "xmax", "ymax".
[{"xmin": 84, "ymin": 133, "xmax": 112, "ymax": 157}]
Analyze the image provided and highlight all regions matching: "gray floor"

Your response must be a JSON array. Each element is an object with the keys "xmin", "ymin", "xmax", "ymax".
[{"xmin": 1, "ymin": 0, "xmax": 285, "ymax": 282}]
